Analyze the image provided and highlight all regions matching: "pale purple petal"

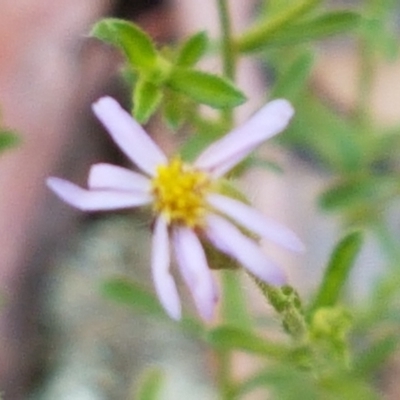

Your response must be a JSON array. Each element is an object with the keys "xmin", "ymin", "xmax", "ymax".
[
  {"xmin": 92, "ymin": 97, "xmax": 167, "ymax": 176},
  {"xmin": 172, "ymin": 226, "xmax": 218, "ymax": 321},
  {"xmin": 195, "ymin": 99, "xmax": 294, "ymax": 177},
  {"xmin": 207, "ymin": 194, "xmax": 304, "ymax": 252},
  {"xmin": 152, "ymin": 216, "xmax": 181, "ymax": 320},
  {"xmin": 205, "ymin": 214, "xmax": 287, "ymax": 285},
  {"xmin": 47, "ymin": 177, "xmax": 152, "ymax": 211},
  {"xmin": 206, "ymin": 147, "xmax": 249, "ymax": 178},
  {"xmin": 88, "ymin": 163, "xmax": 151, "ymax": 192}
]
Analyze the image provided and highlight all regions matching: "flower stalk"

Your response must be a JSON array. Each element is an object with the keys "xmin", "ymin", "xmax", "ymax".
[{"xmin": 216, "ymin": 0, "xmax": 236, "ymax": 126}]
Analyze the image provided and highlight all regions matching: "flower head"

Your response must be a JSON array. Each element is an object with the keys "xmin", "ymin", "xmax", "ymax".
[{"xmin": 47, "ymin": 97, "xmax": 303, "ymax": 320}]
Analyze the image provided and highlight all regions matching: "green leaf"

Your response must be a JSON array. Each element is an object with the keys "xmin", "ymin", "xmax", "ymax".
[
  {"xmin": 321, "ymin": 374, "xmax": 380, "ymax": 400},
  {"xmin": 270, "ymin": 51, "xmax": 314, "ymax": 100},
  {"xmin": 120, "ymin": 65, "xmax": 138, "ymax": 89},
  {"xmin": 264, "ymin": 11, "xmax": 361, "ymax": 47},
  {"xmin": 207, "ymin": 325, "xmax": 288, "ymax": 358},
  {"xmin": 249, "ymin": 157, "xmax": 284, "ymax": 174},
  {"xmin": 135, "ymin": 367, "xmax": 165, "ymax": 400},
  {"xmin": 202, "ymin": 239, "xmax": 241, "ymax": 271},
  {"xmin": 168, "ymin": 68, "xmax": 246, "ymax": 109},
  {"xmin": 176, "ymin": 31, "xmax": 208, "ymax": 67},
  {"xmin": 101, "ymin": 277, "xmax": 165, "ymax": 317},
  {"xmin": 319, "ymin": 179, "xmax": 371, "ymax": 211},
  {"xmin": 133, "ymin": 78, "xmax": 163, "ymax": 123},
  {"xmin": 235, "ymin": 366, "xmax": 321, "ymax": 400},
  {"xmin": 238, "ymin": 0, "xmax": 322, "ymax": 52},
  {"xmin": 263, "ymin": 0, "xmax": 297, "ymax": 17},
  {"xmin": 319, "ymin": 176, "xmax": 398, "ymax": 211},
  {"xmin": 360, "ymin": 16, "xmax": 399, "ymax": 61},
  {"xmin": 101, "ymin": 277, "xmax": 205, "ymax": 336},
  {"xmin": 220, "ymin": 270, "xmax": 252, "ymax": 328},
  {"xmin": 363, "ymin": 0, "xmax": 399, "ymax": 55},
  {"xmin": 281, "ymin": 93, "xmax": 363, "ymax": 173},
  {"xmin": 91, "ymin": 18, "xmax": 157, "ymax": 71},
  {"xmin": 353, "ymin": 335, "xmax": 399, "ymax": 377},
  {"xmin": 309, "ymin": 232, "xmax": 363, "ymax": 313},
  {"xmin": 0, "ymin": 130, "xmax": 19, "ymax": 152}
]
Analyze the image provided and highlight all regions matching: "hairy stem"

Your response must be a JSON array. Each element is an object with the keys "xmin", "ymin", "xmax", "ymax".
[
  {"xmin": 216, "ymin": 0, "xmax": 236, "ymax": 125},
  {"xmin": 354, "ymin": 38, "xmax": 374, "ymax": 128}
]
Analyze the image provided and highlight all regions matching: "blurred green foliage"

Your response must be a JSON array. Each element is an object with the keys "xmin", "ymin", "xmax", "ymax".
[{"xmin": 95, "ymin": 0, "xmax": 400, "ymax": 398}]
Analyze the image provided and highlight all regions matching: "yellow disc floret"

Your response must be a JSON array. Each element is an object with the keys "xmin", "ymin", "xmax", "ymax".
[{"xmin": 151, "ymin": 157, "xmax": 211, "ymax": 227}]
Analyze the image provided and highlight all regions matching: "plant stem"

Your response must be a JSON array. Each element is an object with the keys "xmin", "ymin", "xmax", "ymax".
[
  {"xmin": 214, "ymin": 3, "xmax": 237, "ymax": 396},
  {"xmin": 216, "ymin": 0, "xmax": 236, "ymax": 125},
  {"xmin": 217, "ymin": 349, "xmax": 233, "ymax": 400},
  {"xmin": 217, "ymin": 0, "xmax": 236, "ymax": 81},
  {"xmin": 354, "ymin": 38, "xmax": 374, "ymax": 128}
]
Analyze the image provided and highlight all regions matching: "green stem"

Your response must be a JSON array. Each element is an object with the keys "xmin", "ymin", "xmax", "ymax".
[
  {"xmin": 354, "ymin": 38, "xmax": 374, "ymax": 128},
  {"xmin": 358, "ymin": 52, "xmax": 373, "ymax": 116},
  {"xmin": 216, "ymin": 0, "xmax": 236, "ymax": 125},
  {"xmin": 217, "ymin": 349, "xmax": 233, "ymax": 400},
  {"xmin": 217, "ymin": 0, "xmax": 236, "ymax": 80},
  {"xmin": 214, "ymin": 1, "xmax": 237, "ymax": 396}
]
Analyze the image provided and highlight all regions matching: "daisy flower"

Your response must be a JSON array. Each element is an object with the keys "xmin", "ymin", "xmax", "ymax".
[{"xmin": 47, "ymin": 96, "xmax": 303, "ymax": 321}]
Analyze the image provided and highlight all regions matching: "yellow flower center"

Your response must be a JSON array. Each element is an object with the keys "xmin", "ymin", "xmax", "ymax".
[{"xmin": 151, "ymin": 157, "xmax": 211, "ymax": 227}]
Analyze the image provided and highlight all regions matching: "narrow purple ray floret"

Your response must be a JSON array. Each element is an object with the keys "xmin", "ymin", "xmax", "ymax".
[{"xmin": 47, "ymin": 96, "xmax": 302, "ymax": 321}]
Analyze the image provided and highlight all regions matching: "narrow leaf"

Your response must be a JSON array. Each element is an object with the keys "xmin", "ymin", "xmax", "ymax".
[
  {"xmin": 91, "ymin": 18, "xmax": 157, "ymax": 71},
  {"xmin": 309, "ymin": 232, "xmax": 363, "ymax": 313},
  {"xmin": 264, "ymin": 0, "xmax": 297, "ymax": 17},
  {"xmin": 101, "ymin": 277, "xmax": 165, "ymax": 317},
  {"xmin": 176, "ymin": 32, "xmax": 208, "ymax": 67},
  {"xmin": 133, "ymin": 79, "xmax": 163, "ymax": 123},
  {"xmin": 265, "ymin": 11, "xmax": 361, "ymax": 47},
  {"xmin": 353, "ymin": 335, "xmax": 399, "ymax": 377},
  {"xmin": 168, "ymin": 68, "xmax": 246, "ymax": 109},
  {"xmin": 281, "ymin": 93, "xmax": 363, "ymax": 173},
  {"xmin": 239, "ymin": 10, "xmax": 360, "ymax": 51},
  {"xmin": 237, "ymin": 0, "xmax": 322, "ymax": 52},
  {"xmin": 361, "ymin": 17, "xmax": 399, "ymax": 61},
  {"xmin": 207, "ymin": 325, "xmax": 288, "ymax": 358},
  {"xmin": 270, "ymin": 51, "xmax": 314, "ymax": 100},
  {"xmin": 235, "ymin": 366, "xmax": 320, "ymax": 400},
  {"xmin": 135, "ymin": 367, "xmax": 165, "ymax": 400},
  {"xmin": 319, "ymin": 176, "xmax": 398, "ymax": 211}
]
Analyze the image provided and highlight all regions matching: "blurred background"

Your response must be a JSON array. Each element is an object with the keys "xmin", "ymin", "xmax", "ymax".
[{"xmin": 1, "ymin": 0, "xmax": 400, "ymax": 399}]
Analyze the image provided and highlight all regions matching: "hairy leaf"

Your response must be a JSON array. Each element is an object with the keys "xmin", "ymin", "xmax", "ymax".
[
  {"xmin": 91, "ymin": 18, "xmax": 157, "ymax": 71},
  {"xmin": 168, "ymin": 68, "xmax": 246, "ymax": 108},
  {"xmin": 309, "ymin": 232, "xmax": 363, "ymax": 312},
  {"xmin": 133, "ymin": 79, "xmax": 163, "ymax": 123},
  {"xmin": 176, "ymin": 31, "xmax": 208, "ymax": 66}
]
